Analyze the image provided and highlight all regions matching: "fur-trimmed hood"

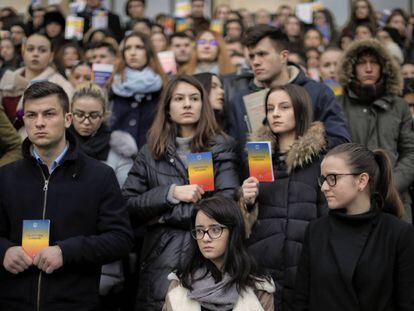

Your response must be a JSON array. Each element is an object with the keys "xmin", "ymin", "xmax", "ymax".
[
  {"xmin": 338, "ymin": 38, "xmax": 403, "ymax": 96},
  {"xmin": 249, "ymin": 122, "xmax": 326, "ymax": 172},
  {"xmin": 109, "ymin": 130, "xmax": 138, "ymax": 158}
]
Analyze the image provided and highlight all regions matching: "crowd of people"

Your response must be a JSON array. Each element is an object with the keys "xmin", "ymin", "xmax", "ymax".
[{"xmin": 0, "ymin": 0, "xmax": 414, "ymax": 310}]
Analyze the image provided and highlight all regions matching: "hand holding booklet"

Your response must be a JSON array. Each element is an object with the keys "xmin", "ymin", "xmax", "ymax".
[
  {"xmin": 247, "ymin": 142, "xmax": 274, "ymax": 182},
  {"xmin": 22, "ymin": 220, "xmax": 50, "ymax": 258}
]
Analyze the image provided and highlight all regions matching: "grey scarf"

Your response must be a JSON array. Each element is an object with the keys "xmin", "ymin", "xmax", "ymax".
[{"xmin": 187, "ymin": 267, "xmax": 239, "ymax": 311}]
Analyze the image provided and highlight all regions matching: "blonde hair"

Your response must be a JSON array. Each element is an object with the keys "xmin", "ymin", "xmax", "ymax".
[{"xmin": 71, "ymin": 82, "xmax": 110, "ymax": 119}]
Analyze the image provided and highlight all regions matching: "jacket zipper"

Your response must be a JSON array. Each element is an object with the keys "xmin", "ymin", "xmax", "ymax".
[
  {"xmin": 37, "ymin": 168, "xmax": 50, "ymax": 311},
  {"xmin": 244, "ymin": 115, "xmax": 252, "ymax": 133}
]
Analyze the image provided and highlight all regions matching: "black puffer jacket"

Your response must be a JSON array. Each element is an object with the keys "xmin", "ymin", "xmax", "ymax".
[
  {"xmin": 242, "ymin": 122, "xmax": 328, "ymax": 311},
  {"xmin": 122, "ymin": 135, "xmax": 239, "ymax": 310}
]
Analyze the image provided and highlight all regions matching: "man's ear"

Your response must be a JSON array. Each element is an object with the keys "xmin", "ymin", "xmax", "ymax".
[
  {"xmin": 280, "ymin": 49, "xmax": 289, "ymax": 64},
  {"xmin": 64, "ymin": 112, "xmax": 73, "ymax": 128}
]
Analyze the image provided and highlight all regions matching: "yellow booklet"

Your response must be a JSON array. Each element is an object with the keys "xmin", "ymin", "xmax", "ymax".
[
  {"xmin": 22, "ymin": 220, "xmax": 50, "ymax": 258},
  {"xmin": 187, "ymin": 152, "xmax": 215, "ymax": 191}
]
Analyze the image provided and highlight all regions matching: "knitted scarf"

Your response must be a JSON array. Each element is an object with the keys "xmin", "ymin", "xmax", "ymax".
[
  {"xmin": 111, "ymin": 66, "xmax": 162, "ymax": 101},
  {"xmin": 187, "ymin": 267, "xmax": 239, "ymax": 311}
]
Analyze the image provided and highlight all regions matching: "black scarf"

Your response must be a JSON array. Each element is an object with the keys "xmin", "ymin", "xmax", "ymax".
[
  {"xmin": 349, "ymin": 78, "xmax": 385, "ymax": 102},
  {"xmin": 68, "ymin": 125, "xmax": 111, "ymax": 161}
]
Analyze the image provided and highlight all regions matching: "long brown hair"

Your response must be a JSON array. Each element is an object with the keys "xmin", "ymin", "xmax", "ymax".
[
  {"xmin": 344, "ymin": 0, "xmax": 378, "ymax": 34},
  {"xmin": 147, "ymin": 75, "xmax": 222, "ymax": 160},
  {"xmin": 110, "ymin": 31, "xmax": 168, "ymax": 85},
  {"xmin": 326, "ymin": 143, "xmax": 404, "ymax": 218},
  {"xmin": 180, "ymin": 30, "xmax": 236, "ymax": 75}
]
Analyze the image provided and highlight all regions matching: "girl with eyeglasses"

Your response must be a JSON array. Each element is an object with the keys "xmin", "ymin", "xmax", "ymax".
[
  {"xmin": 69, "ymin": 82, "xmax": 138, "ymax": 311},
  {"xmin": 180, "ymin": 30, "xmax": 235, "ymax": 76},
  {"xmin": 293, "ymin": 143, "xmax": 414, "ymax": 310},
  {"xmin": 122, "ymin": 75, "xmax": 239, "ymax": 310},
  {"xmin": 108, "ymin": 31, "xmax": 168, "ymax": 149},
  {"xmin": 163, "ymin": 196, "xmax": 275, "ymax": 311},
  {"xmin": 70, "ymin": 82, "xmax": 137, "ymax": 187},
  {"xmin": 240, "ymin": 84, "xmax": 328, "ymax": 311}
]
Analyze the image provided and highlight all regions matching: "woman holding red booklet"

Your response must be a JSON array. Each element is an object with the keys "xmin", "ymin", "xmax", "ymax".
[
  {"xmin": 122, "ymin": 75, "xmax": 239, "ymax": 310},
  {"xmin": 240, "ymin": 84, "xmax": 328, "ymax": 311}
]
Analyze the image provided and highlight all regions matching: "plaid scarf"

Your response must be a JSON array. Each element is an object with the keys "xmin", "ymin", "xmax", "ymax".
[{"xmin": 349, "ymin": 78, "xmax": 385, "ymax": 102}]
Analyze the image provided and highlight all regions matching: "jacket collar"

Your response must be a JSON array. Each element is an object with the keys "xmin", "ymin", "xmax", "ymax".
[
  {"xmin": 249, "ymin": 122, "xmax": 326, "ymax": 172},
  {"xmin": 346, "ymin": 88, "xmax": 393, "ymax": 111},
  {"xmin": 249, "ymin": 63, "xmax": 302, "ymax": 90},
  {"xmin": 22, "ymin": 129, "xmax": 80, "ymax": 165}
]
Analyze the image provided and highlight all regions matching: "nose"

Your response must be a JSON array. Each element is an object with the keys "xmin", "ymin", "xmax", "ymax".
[
  {"xmin": 83, "ymin": 116, "xmax": 92, "ymax": 125},
  {"xmin": 271, "ymin": 107, "xmax": 280, "ymax": 118},
  {"xmin": 183, "ymin": 97, "xmax": 192, "ymax": 108},
  {"xmin": 35, "ymin": 115, "xmax": 45, "ymax": 128},
  {"xmin": 202, "ymin": 232, "xmax": 212, "ymax": 242},
  {"xmin": 252, "ymin": 56, "xmax": 260, "ymax": 66},
  {"xmin": 365, "ymin": 62, "xmax": 373, "ymax": 72},
  {"xmin": 320, "ymin": 180, "xmax": 329, "ymax": 192}
]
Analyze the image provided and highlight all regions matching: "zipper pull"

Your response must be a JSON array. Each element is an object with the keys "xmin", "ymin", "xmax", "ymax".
[
  {"xmin": 244, "ymin": 115, "xmax": 252, "ymax": 133},
  {"xmin": 43, "ymin": 180, "xmax": 49, "ymax": 191}
]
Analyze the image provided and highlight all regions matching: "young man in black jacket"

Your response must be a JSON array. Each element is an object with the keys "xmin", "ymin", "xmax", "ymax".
[{"xmin": 0, "ymin": 81, "xmax": 133, "ymax": 311}]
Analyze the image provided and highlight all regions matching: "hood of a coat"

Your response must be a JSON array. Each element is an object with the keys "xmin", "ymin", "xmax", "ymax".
[
  {"xmin": 110, "ymin": 130, "xmax": 138, "ymax": 158},
  {"xmin": 249, "ymin": 122, "xmax": 326, "ymax": 172},
  {"xmin": 339, "ymin": 38, "xmax": 402, "ymax": 96}
]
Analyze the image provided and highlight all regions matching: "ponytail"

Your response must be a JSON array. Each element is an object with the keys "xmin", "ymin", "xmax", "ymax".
[
  {"xmin": 326, "ymin": 143, "xmax": 404, "ymax": 218},
  {"xmin": 373, "ymin": 150, "xmax": 404, "ymax": 218}
]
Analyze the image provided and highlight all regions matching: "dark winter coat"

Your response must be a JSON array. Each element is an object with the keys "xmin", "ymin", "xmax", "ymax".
[
  {"xmin": 109, "ymin": 89, "xmax": 161, "ymax": 150},
  {"xmin": 0, "ymin": 131, "xmax": 133, "ymax": 311},
  {"xmin": 226, "ymin": 64, "xmax": 351, "ymax": 152},
  {"xmin": 293, "ymin": 209, "xmax": 414, "ymax": 311},
  {"xmin": 240, "ymin": 122, "xmax": 328, "ymax": 311},
  {"xmin": 122, "ymin": 135, "xmax": 239, "ymax": 310},
  {"xmin": 338, "ymin": 38, "xmax": 414, "ymax": 222}
]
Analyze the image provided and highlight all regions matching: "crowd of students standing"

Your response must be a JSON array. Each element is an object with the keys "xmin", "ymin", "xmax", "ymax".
[{"xmin": 0, "ymin": 0, "xmax": 414, "ymax": 310}]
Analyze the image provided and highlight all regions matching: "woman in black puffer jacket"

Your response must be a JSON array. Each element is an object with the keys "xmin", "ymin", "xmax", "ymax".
[
  {"xmin": 122, "ymin": 75, "xmax": 239, "ymax": 311},
  {"xmin": 240, "ymin": 84, "xmax": 328, "ymax": 311}
]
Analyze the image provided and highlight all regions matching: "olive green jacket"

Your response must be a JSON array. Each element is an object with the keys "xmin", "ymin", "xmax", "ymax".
[{"xmin": 0, "ymin": 107, "xmax": 21, "ymax": 166}]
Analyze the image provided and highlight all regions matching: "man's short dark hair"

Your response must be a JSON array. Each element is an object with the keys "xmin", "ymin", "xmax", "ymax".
[
  {"xmin": 92, "ymin": 41, "xmax": 117, "ymax": 57},
  {"xmin": 169, "ymin": 31, "xmax": 191, "ymax": 44},
  {"xmin": 242, "ymin": 25, "xmax": 289, "ymax": 52},
  {"xmin": 23, "ymin": 81, "xmax": 69, "ymax": 114}
]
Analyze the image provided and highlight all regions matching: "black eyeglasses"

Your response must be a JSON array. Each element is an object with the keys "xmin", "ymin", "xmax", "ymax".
[
  {"xmin": 191, "ymin": 224, "xmax": 227, "ymax": 240},
  {"xmin": 318, "ymin": 173, "xmax": 361, "ymax": 187},
  {"xmin": 73, "ymin": 111, "xmax": 103, "ymax": 123}
]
